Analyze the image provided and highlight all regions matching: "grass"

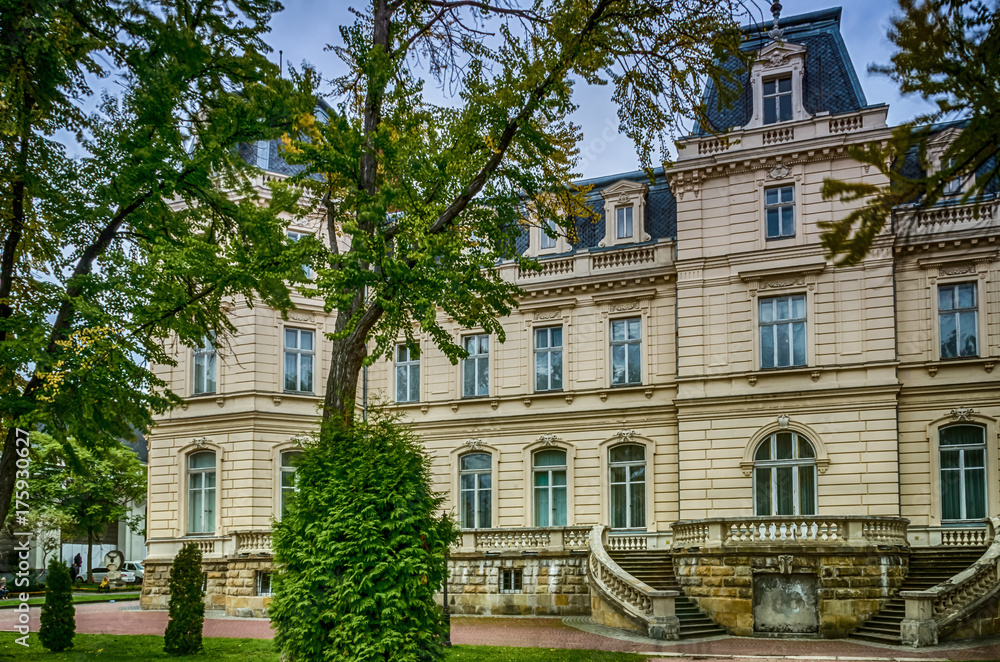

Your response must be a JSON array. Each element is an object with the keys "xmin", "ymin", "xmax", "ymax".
[
  {"xmin": 0, "ymin": 633, "xmax": 646, "ymax": 661},
  {"xmin": 0, "ymin": 592, "xmax": 139, "ymax": 609}
]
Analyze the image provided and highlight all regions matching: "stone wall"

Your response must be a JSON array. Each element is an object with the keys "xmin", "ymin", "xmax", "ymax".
[
  {"xmin": 139, "ymin": 558, "xmax": 270, "ymax": 614},
  {"xmin": 224, "ymin": 558, "xmax": 273, "ymax": 617},
  {"xmin": 139, "ymin": 560, "xmax": 171, "ymax": 610},
  {"xmin": 447, "ymin": 554, "xmax": 589, "ymax": 616},
  {"xmin": 674, "ymin": 547, "xmax": 907, "ymax": 637},
  {"xmin": 942, "ymin": 590, "xmax": 1000, "ymax": 642}
]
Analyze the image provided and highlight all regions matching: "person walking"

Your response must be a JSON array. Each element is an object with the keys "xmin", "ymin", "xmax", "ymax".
[{"xmin": 73, "ymin": 553, "xmax": 83, "ymax": 583}]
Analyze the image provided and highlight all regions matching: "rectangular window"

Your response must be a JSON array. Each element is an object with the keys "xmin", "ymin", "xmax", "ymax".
[
  {"xmin": 764, "ymin": 185, "xmax": 795, "ymax": 239},
  {"xmin": 540, "ymin": 218, "xmax": 557, "ymax": 250},
  {"xmin": 759, "ymin": 295, "xmax": 807, "ymax": 369},
  {"xmin": 534, "ymin": 327, "xmax": 563, "ymax": 392},
  {"xmin": 395, "ymin": 344, "xmax": 420, "ymax": 402},
  {"xmin": 500, "ymin": 569, "xmax": 523, "ymax": 594},
  {"xmin": 616, "ymin": 206, "xmax": 634, "ymax": 239},
  {"xmin": 462, "ymin": 334, "xmax": 489, "ymax": 397},
  {"xmin": 193, "ymin": 335, "xmax": 216, "ymax": 395},
  {"xmin": 255, "ymin": 571, "xmax": 273, "ymax": 597},
  {"xmin": 286, "ymin": 231, "xmax": 311, "ymax": 278},
  {"xmin": 284, "ymin": 328, "xmax": 315, "ymax": 392},
  {"xmin": 610, "ymin": 318, "xmax": 641, "ymax": 385},
  {"xmin": 942, "ymin": 158, "xmax": 963, "ymax": 196},
  {"xmin": 939, "ymin": 283, "xmax": 978, "ymax": 358},
  {"xmin": 763, "ymin": 76, "xmax": 792, "ymax": 125}
]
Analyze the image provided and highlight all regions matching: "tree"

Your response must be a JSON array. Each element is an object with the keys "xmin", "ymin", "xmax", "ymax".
[
  {"xmin": 163, "ymin": 542, "xmax": 205, "ymax": 656},
  {"xmin": 25, "ymin": 432, "xmax": 146, "ymax": 583},
  {"xmin": 269, "ymin": 414, "xmax": 456, "ymax": 662},
  {"xmin": 820, "ymin": 0, "xmax": 1000, "ymax": 265},
  {"xmin": 275, "ymin": 0, "xmax": 752, "ymax": 425},
  {"xmin": 0, "ymin": 0, "xmax": 316, "ymax": 525},
  {"xmin": 38, "ymin": 558, "xmax": 75, "ymax": 652}
]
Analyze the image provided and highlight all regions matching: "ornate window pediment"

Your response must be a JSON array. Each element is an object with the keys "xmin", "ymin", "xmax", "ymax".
[
  {"xmin": 748, "ymin": 42, "xmax": 809, "ymax": 129},
  {"xmin": 600, "ymin": 180, "xmax": 649, "ymax": 247}
]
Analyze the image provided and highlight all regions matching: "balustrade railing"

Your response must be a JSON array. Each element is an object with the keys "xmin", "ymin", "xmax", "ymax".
[
  {"xmin": 233, "ymin": 530, "xmax": 273, "ymax": 556},
  {"xmin": 901, "ymin": 517, "xmax": 1000, "ymax": 646},
  {"xmin": 671, "ymin": 515, "xmax": 909, "ymax": 549},
  {"xmin": 591, "ymin": 247, "xmax": 655, "ymax": 271},
  {"xmin": 896, "ymin": 199, "xmax": 997, "ymax": 240},
  {"xmin": 454, "ymin": 526, "xmax": 590, "ymax": 552},
  {"xmin": 588, "ymin": 525, "xmax": 679, "ymax": 639}
]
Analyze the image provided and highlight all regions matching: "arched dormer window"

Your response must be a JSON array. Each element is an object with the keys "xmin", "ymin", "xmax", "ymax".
[
  {"xmin": 609, "ymin": 444, "xmax": 645, "ymax": 529},
  {"xmin": 533, "ymin": 449, "xmax": 567, "ymax": 527},
  {"xmin": 459, "ymin": 453, "xmax": 492, "ymax": 529},
  {"xmin": 188, "ymin": 451, "xmax": 216, "ymax": 534},
  {"xmin": 753, "ymin": 432, "xmax": 816, "ymax": 516},
  {"xmin": 940, "ymin": 424, "xmax": 987, "ymax": 522}
]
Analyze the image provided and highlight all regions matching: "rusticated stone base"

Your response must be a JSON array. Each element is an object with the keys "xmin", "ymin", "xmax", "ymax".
[
  {"xmin": 674, "ymin": 547, "xmax": 907, "ymax": 637},
  {"xmin": 140, "ymin": 557, "xmax": 273, "ymax": 615},
  {"xmin": 590, "ymin": 593, "xmax": 645, "ymax": 634},
  {"xmin": 446, "ymin": 553, "xmax": 590, "ymax": 616},
  {"xmin": 224, "ymin": 558, "xmax": 273, "ymax": 617},
  {"xmin": 942, "ymin": 591, "xmax": 1000, "ymax": 642},
  {"xmin": 139, "ymin": 561, "xmax": 172, "ymax": 610}
]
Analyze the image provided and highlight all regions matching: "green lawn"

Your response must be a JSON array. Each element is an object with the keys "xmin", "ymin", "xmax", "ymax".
[
  {"xmin": 0, "ymin": 592, "xmax": 139, "ymax": 609},
  {"xmin": 0, "ymin": 633, "xmax": 645, "ymax": 661}
]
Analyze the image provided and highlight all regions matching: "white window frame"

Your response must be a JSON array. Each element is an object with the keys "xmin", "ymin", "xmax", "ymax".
[
  {"xmin": 279, "ymin": 450, "xmax": 301, "ymax": 518},
  {"xmin": 758, "ymin": 294, "xmax": 807, "ymax": 369},
  {"xmin": 609, "ymin": 444, "xmax": 646, "ymax": 530},
  {"xmin": 752, "ymin": 432, "xmax": 818, "ymax": 517},
  {"xmin": 459, "ymin": 452, "xmax": 492, "ymax": 529},
  {"xmin": 762, "ymin": 75, "xmax": 793, "ymax": 125},
  {"xmin": 533, "ymin": 449, "xmax": 567, "ymax": 528},
  {"xmin": 187, "ymin": 451, "xmax": 216, "ymax": 535},
  {"xmin": 283, "ymin": 327, "xmax": 315, "ymax": 393},
  {"xmin": 395, "ymin": 344, "xmax": 420, "ymax": 402},
  {"xmin": 937, "ymin": 282, "xmax": 979, "ymax": 359},
  {"xmin": 255, "ymin": 571, "xmax": 273, "ymax": 597},
  {"xmin": 533, "ymin": 326, "xmax": 563, "ymax": 392},
  {"xmin": 286, "ymin": 230, "xmax": 312, "ymax": 278},
  {"xmin": 747, "ymin": 42, "xmax": 808, "ymax": 130},
  {"xmin": 763, "ymin": 184, "xmax": 795, "ymax": 240},
  {"xmin": 610, "ymin": 317, "xmax": 642, "ymax": 386},
  {"xmin": 462, "ymin": 334, "xmax": 489, "ymax": 397},
  {"xmin": 939, "ymin": 424, "xmax": 988, "ymax": 522},
  {"xmin": 539, "ymin": 218, "xmax": 558, "ymax": 250},
  {"xmin": 192, "ymin": 335, "xmax": 217, "ymax": 395},
  {"xmin": 599, "ymin": 180, "xmax": 649, "ymax": 248},
  {"xmin": 615, "ymin": 205, "xmax": 634, "ymax": 239},
  {"xmin": 500, "ymin": 568, "xmax": 523, "ymax": 594}
]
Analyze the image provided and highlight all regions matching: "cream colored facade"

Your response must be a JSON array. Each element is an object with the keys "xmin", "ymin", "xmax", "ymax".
[{"xmin": 142, "ymin": 7, "xmax": 1000, "ymax": 638}]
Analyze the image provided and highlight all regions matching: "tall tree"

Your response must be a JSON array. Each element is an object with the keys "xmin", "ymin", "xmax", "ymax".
[
  {"xmin": 0, "ymin": 0, "xmax": 316, "ymax": 524},
  {"xmin": 820, "ymin": 0, "xmax": 1000, "ymax": 265},
  {"xmin": 278, "ymin": 0, "xmax": 752, "ymax": 425},
  {"xmin": 24, "ymin": 432, "xmax": 146, "ymax": 583}
]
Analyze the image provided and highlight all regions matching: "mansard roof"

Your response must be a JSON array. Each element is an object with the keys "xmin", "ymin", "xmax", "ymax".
[{"xmin": 695, "ymin": 6, "xmax": 870, "ymax": 135}]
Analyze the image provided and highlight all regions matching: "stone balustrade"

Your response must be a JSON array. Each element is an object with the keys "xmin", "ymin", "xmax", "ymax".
[
  {"xmin": 454, "ymin": 526, "xmax": 591, "ymax": 552},
  {"xmin": 233, "ymin": 530, "xmax": 273, "ymax": 556},
  {"xmin": 901, "ymin": 517, "xmax": 1000, "ymax": 646},
  {"xmin": 896, "ymin": 199, "xmax": 997, "ymax": 242},
  {"xmin": 588, "ymin": 525, "xmax": 679, "ymax": 640},
  {"xmin": 498, "ymin": 240, "xmax": 673, "ymax": 287},
  {"xmin": 671, "ymin": 515, "xmax": 909, "ymax": 550}
]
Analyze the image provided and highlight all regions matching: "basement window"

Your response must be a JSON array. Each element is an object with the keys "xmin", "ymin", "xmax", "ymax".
[
  {"xmin": 500, "ymin": 569, "xmax": 523, "ymax": 594},
  {"xmin": 255, "ymin": 571, "xmax": 273, "ymax": 597}
]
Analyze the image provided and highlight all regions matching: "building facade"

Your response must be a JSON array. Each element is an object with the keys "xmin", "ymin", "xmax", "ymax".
[{"xmin": 141, "ymin": 7, "xmax": 1000, "ymax": 644}]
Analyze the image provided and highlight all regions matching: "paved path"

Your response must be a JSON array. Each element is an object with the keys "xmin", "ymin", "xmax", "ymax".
[{"xmin": 4, "ymin": 603, "xmax": 1000, "ymax": 660}]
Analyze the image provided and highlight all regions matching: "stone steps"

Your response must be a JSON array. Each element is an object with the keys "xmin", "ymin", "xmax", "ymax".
[
  {"xmin": 609, "ymin": 551, "xmax": 726, "ymax": 639},
  {"xmin": 849, "ymin": 547, "xmax": 987, "ymax": 644}
]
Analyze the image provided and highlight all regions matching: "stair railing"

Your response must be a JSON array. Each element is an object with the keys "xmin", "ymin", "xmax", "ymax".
[
  {"xmin": 587, "ymin": 525, "xmax": 679, "ymax": 640},
  {"xmin": 901, "ymin": 516, "xmax": 1000, "ymax": 646}
]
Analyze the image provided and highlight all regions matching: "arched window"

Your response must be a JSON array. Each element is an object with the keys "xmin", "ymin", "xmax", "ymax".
[
  {"xmin": 609, "ymin": 445, "xmax": 645, "ymax": 529},
  {"xmin": 533, "ymin": 449, "xmax": 567, "ymax": 527},
  {"xmin": 459, "ymin": 453, "xmax": 491, "ymax": 529},
  {"xmin": 188, "ymin": 451, "xmax": 216, "ymax": 534},
  {"xmin": 279, "ymin": 451, "xmax": 302, "ymax": 517},
  {"xmin": 940, "ymin": 425, "xmax": 987, "ymax": 521},
  {"xmin": 754, "ymin": 432, "xmax": 816, "ymax": 516}
]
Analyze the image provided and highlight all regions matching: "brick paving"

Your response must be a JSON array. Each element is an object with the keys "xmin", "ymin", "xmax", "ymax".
[{"xmin": 3, "ymin": 603, "xmax": 1000, "ymax": 660}]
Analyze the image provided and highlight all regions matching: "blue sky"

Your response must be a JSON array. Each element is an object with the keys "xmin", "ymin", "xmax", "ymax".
[{"xmin": 264, "ymin": 1, "xmax": 935, "ymax": 180}]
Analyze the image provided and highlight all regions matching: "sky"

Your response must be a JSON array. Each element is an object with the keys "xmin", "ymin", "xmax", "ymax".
[{"xmin": 263, "ymin": 1, "xmax": 937, "ymax": 180}]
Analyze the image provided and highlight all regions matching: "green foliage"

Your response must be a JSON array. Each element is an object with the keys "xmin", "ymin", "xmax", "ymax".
[
  {"xmin": 821, "ymin": 0, "xmax": 1000, "ymax": 265},
  {"xmin": 23, "ymin": 432, "xmax": 145, "ymax": 555},
  {"xmin": 38, "ymin": 559, "xmax": 75, "ymax": 652},
  {"xmin": 269, "ymin": 413, "xmax": 458, "ymax": 662},
  {"xmin": 0, "ymin": 0, "xmax": 316, "ymax": 524},
  {"xmin": 163, "ymin": 543, "xmax": 205, "ymax": 656}
]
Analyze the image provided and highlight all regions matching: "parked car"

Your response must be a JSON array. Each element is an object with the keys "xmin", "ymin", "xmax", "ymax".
[
  {"xmin": 77, "ymin": 567, "xmax": 136, "ymax": 586},
  {"xmin": 122, "ymin": 561, "xmax": 144, "ymax": 584}
]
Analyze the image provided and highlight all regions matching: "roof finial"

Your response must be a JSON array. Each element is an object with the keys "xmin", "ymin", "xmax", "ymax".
[{"xmin": 769, "ymin": 0, "xmax": 784, "ymax": 41}]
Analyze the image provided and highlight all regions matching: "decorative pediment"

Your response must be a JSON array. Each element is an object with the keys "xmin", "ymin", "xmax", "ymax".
[
  {"xmin": 756, "ymin": 41, "xmax": 807, "ymax": 71},
  {"xmin": 599, "ymin": 180, "xmax": 650, "ymax": 247},
  {"xmin": 600, "ymin": 179, "xmax": 649, "ymax": 204}
]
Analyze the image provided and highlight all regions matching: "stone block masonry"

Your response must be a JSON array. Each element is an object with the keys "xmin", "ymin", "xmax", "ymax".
[{"xmin": 447, "ymin": 553, "xmax": 590, "ymax": 616}]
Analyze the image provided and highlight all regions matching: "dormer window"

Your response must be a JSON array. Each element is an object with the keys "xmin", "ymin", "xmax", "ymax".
[
  {"xmin": 616, "ymin": 206, "xmax": 634, "ymax": 239},
  {"xmin": 942, "ymin": 159, "xmax": 964, "ymax": 196},
  {"xmin": 763, "ymin": 76, "xmax": 793, "ymax": 125},
  {"xmin": 540, "ymin": 218, "xmax": 558, "ymax": 250}
]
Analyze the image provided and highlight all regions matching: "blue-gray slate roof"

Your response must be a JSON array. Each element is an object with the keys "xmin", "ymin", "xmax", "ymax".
[{"xmin": 696, "ymin": 7, "xmax": 869, "ymax": 135}]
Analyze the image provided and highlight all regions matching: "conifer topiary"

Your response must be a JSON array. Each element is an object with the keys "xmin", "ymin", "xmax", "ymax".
[
  {"xmin": 39, "ymin": 558, "xmax": 75, "ymax": 651},
  {"xmin": 164, "ymin": 542, "xmax": 205, "ymax": 655},
  {"xmin": 270, "ymin": 413, "xmax": 457, "ymax": 662}
]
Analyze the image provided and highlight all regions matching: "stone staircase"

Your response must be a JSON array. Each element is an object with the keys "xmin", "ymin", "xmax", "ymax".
[
  {"xmin": 608, "ymin": 550, "xmax": 726, "ymax": 639},
  {"xmin": 850, "ymin": 547, "xmax": 987, "ymax": 644}
]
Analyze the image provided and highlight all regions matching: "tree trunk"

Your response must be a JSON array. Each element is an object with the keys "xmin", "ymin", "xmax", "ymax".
[
  {"xmin": 322, "ymin": 333, "xmax": 368, "ymax": 427},
  {"xmin": 87, "ymin": 529, "xmax": 94, "ymax": 584}
]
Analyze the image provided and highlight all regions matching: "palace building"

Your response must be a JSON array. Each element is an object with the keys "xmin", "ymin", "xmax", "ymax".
[{"xmin": 140, "ymin": 7, "xmax": 1000, "ymax": 645}]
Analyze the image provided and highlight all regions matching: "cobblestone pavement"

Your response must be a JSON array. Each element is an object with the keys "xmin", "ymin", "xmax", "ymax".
[{"xmin": 4, "ymin": 604, "xmax": 1000, "ymax": 660}]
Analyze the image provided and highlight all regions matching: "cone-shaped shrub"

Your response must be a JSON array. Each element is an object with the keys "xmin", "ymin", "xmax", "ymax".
[
  {"xmin": 39, "ymin": 558, "xmax": 75, "ymax": 651},
  {"xmin": 270, "ymin": 412, "xmax": 457, "ymax": 662},
  {"xmin": 164, "ymin": 542, "xmax": 205, "ymax": 655}
]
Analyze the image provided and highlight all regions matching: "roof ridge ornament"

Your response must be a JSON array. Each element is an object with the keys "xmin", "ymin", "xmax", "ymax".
[{"xmin": 768, "ymin": 0, "xmax": 784, "ymax": 41}]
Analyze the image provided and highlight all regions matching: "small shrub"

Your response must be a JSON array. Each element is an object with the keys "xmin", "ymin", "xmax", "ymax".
[
  {"xmin": 270, "ymin": 413, "xmax": 457, "ymax": 662},
  {"xmin": 164, "ymin": 542, "xmax": 205, "ymax": 655},
  {"xmin": 39, "ymin": 558, "xmax": 75, "ymax": 651}
]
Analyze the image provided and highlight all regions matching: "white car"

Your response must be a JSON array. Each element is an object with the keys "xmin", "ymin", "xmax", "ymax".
[{"xmin": 122, "ymin": 561, "xmax": 144, "ymax": 583}]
